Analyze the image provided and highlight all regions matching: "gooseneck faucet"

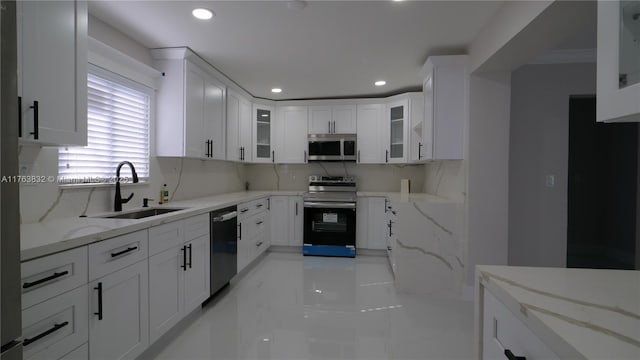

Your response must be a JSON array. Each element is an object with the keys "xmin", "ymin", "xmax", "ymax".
[{"xmin": 114, "ymin": 161, "xmax": 139, "ymax": 211}]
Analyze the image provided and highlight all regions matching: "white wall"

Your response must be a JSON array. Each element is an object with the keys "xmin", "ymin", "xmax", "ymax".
[
  {"xmin": 245, "ymin": 163, "xmax": 425, "ymax": 192},
  {"xmin": 465, "ymin": 72, "xmax": 511, "ymax": 285},
  {"xmin": 509, "ymin": 63, "xmax": 597, "ymax": 267}
]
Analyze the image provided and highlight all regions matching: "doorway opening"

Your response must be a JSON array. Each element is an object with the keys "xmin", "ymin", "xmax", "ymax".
[{"xmin": 567, "ymin": 95, "xmax": 638, "ymax": 269}]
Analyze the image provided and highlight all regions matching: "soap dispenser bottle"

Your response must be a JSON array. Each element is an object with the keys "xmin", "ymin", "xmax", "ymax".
[{"xmin": 160, "ymin": 184, "xmax": 169, "ymax": 204}]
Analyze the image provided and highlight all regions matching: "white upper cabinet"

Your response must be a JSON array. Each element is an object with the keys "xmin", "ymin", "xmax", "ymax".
[
  {"xmin": 153, "ymin": 48, "xmax": 226, "ymax": 160},
  {"xmin": 275, "ymin": 105, "xmax": 308, "ymax": 163},
  {"xmin": 308, "ymin": 106, "xmax": 333, "ymax": 134},
  {"xmin": 18, "ymin": 0, "xmax": 87, "ymax": 146},
  {"xmin": 420, "ymin": 55, "xmax": 467, "ymax": 160},
  {"xmin": 308, "ymin": 104, "xmax": 356, "ymax": 134},
  {"xmin": 252, "ymin": 103, "xmax": 275, "ymax": 163},
  {"xmin": 386, "ymin": 98, "xmax": 410, "ymax": 163},
  {"xmin": 226, "ymin": 90, "xmax": 252, "ymax": 162},
  {"xmin": 597, "ymin": 1, "xmax": 640, "ymax": 122},
  {"xmin": 356, "ymin": 103, "xmax": 385, "ymax": 164}
]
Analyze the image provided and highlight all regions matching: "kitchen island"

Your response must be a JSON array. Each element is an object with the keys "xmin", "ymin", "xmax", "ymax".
[{"xmin": 476, "ymin": 265, "xmax": 640, "ymax": 360}]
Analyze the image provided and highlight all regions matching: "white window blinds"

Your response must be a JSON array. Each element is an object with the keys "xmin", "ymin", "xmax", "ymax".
[{"xmin": 59, "ymin": 67, "xmax": 151, "ymax": 184}]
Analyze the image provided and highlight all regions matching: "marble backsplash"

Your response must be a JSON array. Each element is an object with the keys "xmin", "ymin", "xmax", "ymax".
[
  {"xmin": 423, "ymin": 160, "xmax": 465, "ymax": 201},
  {"xmin": 245, "ymin": 162, "xmax": 425, "ymax": 192}
]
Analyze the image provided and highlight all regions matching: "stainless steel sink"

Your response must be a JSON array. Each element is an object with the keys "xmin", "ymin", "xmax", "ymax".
[{"xmin": 101, "ymin": 207, "xmax": 186, "ymax": 219}]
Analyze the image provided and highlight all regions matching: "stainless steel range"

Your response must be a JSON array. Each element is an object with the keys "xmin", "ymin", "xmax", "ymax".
[{"xmin": 303, "ymin": 175, "xmax": 357, "ymax": 257}]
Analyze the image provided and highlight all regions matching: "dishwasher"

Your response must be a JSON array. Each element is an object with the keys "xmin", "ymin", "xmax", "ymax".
[{"xmin": 210, "ymin": 206, "xmax": 238, "ymax": 296}]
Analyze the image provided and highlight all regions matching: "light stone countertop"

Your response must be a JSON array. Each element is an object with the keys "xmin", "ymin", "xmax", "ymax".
[
  {"xmin": 357, "ymin": 191, "xmax": 459, "ymax": 203},
  {"xmin": 21, "ymin": 191, "xmax": 303, "ymax": 261},
  {"xmin": 21, "ymin": 190, "xmax": 448, "ymax": 262},
  {"xmin": 477, "ymin": 265, "xmax": 640, "ymax": 360}
]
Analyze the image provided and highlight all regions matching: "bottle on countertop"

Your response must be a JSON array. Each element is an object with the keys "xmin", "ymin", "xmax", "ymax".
[{"xmin": 160, "ymin": 184, "xmax": 169, "ymax": 204}]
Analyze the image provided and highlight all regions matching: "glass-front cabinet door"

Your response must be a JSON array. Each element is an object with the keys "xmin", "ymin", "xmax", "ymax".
[
  {"xmin": 387, "ymin": 99, "xmax": 408, "ymax": 163},
  {"xmin": 252, "ymin": 104, "xmax": 274, "ymax": 163},
  {"xmin": 597, "ymin": 0, "xmax": 640, "ymax": 122}
]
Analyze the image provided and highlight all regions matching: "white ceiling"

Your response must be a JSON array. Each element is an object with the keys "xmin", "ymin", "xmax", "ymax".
[{"xmin": 89, "ymin": 1, "xmax": 504, "ymax": 100}]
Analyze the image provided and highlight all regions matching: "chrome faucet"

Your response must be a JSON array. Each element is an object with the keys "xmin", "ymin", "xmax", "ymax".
[{"xmin": 114, "ymin": 161, "xmax": 139, "ymax": 212}]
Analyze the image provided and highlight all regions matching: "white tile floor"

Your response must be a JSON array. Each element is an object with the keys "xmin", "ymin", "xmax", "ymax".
[{"xmin": 152, "ymin": 252, "xmax": 475, "ymax": 360}]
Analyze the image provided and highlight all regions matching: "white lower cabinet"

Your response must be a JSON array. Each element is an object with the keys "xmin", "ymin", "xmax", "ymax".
[
  {"xmin": 237, "ymin": 199, "xmax": 271, "ymax": 272},
  {"xmin": 270, "ymin": 196, "xmax": 303, "ymax": 246},
  {"xmin": 149, "ymin": 217, "xmax": 210, "ymax": 343},
  {"xmin": 355, "ymin": 197, "xmax": 387, "ymax": 250},
  {"xmin": 88, "ymin": 260, "xmax": 149, "ymax": 360},
  {"xmin": 386, "ymin": 200, "xmax": 398, "ymax": 274},
  {"xmin": 22, "ymin": 285, "xmax": 88, "ymax": 360},
  {"xmin": 482, "ymin": 290, "xmax": 559, "ymax": 360}
]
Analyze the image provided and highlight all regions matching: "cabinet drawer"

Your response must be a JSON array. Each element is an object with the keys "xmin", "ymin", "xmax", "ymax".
[
  {"xmin": 22, "ymin": 285, "xmax": 88, "ymax": 360},
  {"xmin": 482, "ymin": 290, "xmax": 559, "ymax": 360},
  {"xmin": 242, "ymin": 212, "xmax": 269, "ymax": 241},
  {"xmin": 89, "ymin": 230, "xmax": 148, "ymax": 281},
  {"xmin": 60, "ymin": 343, "xmax": 88, "ymax": 360},
  {"xmin": 238, "ymin": 197, "xmax": 269, "ymax": 220},
  {"xmin": 148, "ymin": 220, "xmax": 184, "ymax": 256},
  {"xmin": 21, "ymin": 247, "xmax": 88, "ymax": 309},
  {"xmin": 184, "ymin": 213, "xmax": 209, "ymax": 241}
]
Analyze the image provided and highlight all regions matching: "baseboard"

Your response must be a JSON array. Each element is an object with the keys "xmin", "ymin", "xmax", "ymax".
[
  {"xmin": 137, "ymin": 306, "xmax": 204, "ymax": 359},
  {"xmin": 268, "ymin": 245, "xmax": 302, "ymax": 253}
]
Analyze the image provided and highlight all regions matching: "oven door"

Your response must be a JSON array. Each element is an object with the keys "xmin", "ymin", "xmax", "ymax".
[{"xmin": 303, "ymin": 202, "xmax": 356, "ymax": 249}]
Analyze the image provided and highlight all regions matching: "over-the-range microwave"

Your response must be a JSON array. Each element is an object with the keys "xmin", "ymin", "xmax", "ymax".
[{"xmin": 307, "ymin": 134, "xmax": 357, "ymax": 161}]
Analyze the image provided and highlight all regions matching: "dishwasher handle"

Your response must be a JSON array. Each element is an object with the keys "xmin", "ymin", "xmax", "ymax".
[{"xmin": 213, "ymin": 211, "xmax": 238, "ymax": 222}]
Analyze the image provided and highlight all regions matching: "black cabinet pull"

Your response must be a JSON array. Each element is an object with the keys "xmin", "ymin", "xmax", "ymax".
[
  {"xmin": 181, "ymin": 246, "xmax": 187, "ymax": 271},
  {"xmin": 29, "ymin": 100, "xmax": 38, "ymax": 140},
  {"xmin": 240, "ymin": 147, "xmax": 244, "ymax": 161},
  {"xmin": 504, "ymin": 349, "xmax": 526, "ymax": 360},
  {"xmin": 18, "ymin": 96, "xmax": 22, "ymax": 137},
  {"xmin": 110, "ymin": 246, "xmax": 138, "ymax": 258},
  {"xmin": 272, "ymin": 150, "xmax": 275, "ymax": 163},
  {"xmin": 256, "ymin": 241, "xmax": 263, "ymax": 247},
  {"xmin": 209, "ymin": 139, "xmax": 213, "ymax": 157},
  {"xmin": 94, "ymin": 282, "xmax": 103, "ymax": 320},
  {"xmin": 256, "ymin": 204, "xmax": 263, "ymax": 208},
  {"xmin": 256, "ymin": 220, "xmax": 263, "ymax": 225},
  {"xmin": 388, "ymin": 220, "xmax": 393, "ymax": 236},
  {"xmin": 357, "ymin": 150, "xmax": 360, "ymax": 163},
  {"xmin": 238, "ymin": 223, "xmax": 242, "ymax": 240},
  {"xmin": 23, "ymin": 271, "xmax": 69, "ymax": 289},
  {"xmin": 23, "ymin": 321, "xmax": 69, "ymax": 347},
  {"xmin": 267, "ymin": 198, "xmax": 270, "ymax": 210},
  {"xmin": 385, "ymin": 150, "xmax": 389, "ymax": 163},
  {"xmin": 295, "ymin": 202, "xmax": 298, "ymax": 216},
  {"xmin": 304, "ymin": 150, "xmax": 307, "ymax": 163},
  {"xmin": 328, "ymin": 121, "xmax": 331, "ymax": 133},
  {"xmin": 418, "ymin": 142, "xmax": 423, "ymax": 159},
  {"xmin": 387, "ymin": 246, "xmax": 392, "ymax": 251},
  {"xmin": 187, "ymin": 244, "xmax": 192, "ymax": 269},
  {"xmin": 240, "ymin": 208, "xmax": 249, "ymax": 213}
]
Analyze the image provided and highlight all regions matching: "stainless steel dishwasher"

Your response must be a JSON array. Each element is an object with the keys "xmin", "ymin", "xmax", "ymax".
[{"xmin": 210, "ymin": 206, "xmax": 238, "ymax": 296}]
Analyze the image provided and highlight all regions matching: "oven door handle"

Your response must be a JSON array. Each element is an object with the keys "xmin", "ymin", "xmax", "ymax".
[{"xmin": 303, "ymin": 202, "xmax": 356, "ymax": 209}]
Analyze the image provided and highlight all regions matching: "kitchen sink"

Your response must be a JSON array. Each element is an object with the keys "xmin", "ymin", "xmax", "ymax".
[{"xmin": 100, "ymin": 207, "xmax": 187, "ymax": 220}]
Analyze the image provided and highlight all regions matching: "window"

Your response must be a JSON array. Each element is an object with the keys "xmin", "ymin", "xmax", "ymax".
[{"xmin": 59, "ymin": 66, "xmax": 152, "ymax": 184}]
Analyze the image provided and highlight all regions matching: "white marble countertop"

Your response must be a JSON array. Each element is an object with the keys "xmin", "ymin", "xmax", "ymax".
[
  {"xmin": 21, "ymin": 190, "xmax": 449, "ymax": 262},
  {"xmin": 477, "ymin": 265, "xmax": 640, "ymax": 360},
  {"xmin": 357, "ymin": 191, "xmax": 458, "ymax": 203},
  {"xmin": 21, "ymin": 191, "xmax": 303, "ymax": 261}
]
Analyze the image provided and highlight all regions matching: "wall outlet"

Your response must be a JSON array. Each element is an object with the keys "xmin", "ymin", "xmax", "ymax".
[{"xmin": 545, "ymin": 174, "xmax": 555, "ymax": 188}]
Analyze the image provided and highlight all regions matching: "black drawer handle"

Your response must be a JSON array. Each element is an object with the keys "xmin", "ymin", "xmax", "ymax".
[
  {"xmin": 240, "ymin": 209, "xmax": 249, "ymax": 213},
  {"xmin": 238, "ymin": 223, "xmax": 242, "ymax": 240},
  {"xmin": 23, "ymin": 270, "xmax": 69, "ymax": 289},
  {"xmin": 187, "ymin": 244, "xmax": 193, "ymax": 269},
  {"xmin": 504, "ymin": 349, "xmax": 526, "ymax": 360},
  {"xmin": 23, "ymin": 321, "xmax": 69, "ymax": 347},
  {"xmin": 18, "ymin": 96, "xmax": 22, "ymax": 137},
  {"xmin": 181, "ymin": 246, "xmax": 187, "ymax": 271},
  {"xmin": 30, "ymin": 100, "xmax": 38, "ymax": 140},
  {"xmin": 110, "ymin": 246, "xmax": 138, "ymax": 258},
  {"xmin": 256, "ymin": 221, "xmax": 263, "ymax": 225},
  {"xmin": 256, "ymin": 241, "xmax": 263, "ymax": 247},
  {"xmin": 387, "ymin": 246, "xmax": 392, "ymax": 251},
  {"xmin": 256, "ymin": 204, "xmax": 263, "ymax": 208},
  {"xmin": 94, "ymin": 282, "xmax": 103, "ymax": 320}
]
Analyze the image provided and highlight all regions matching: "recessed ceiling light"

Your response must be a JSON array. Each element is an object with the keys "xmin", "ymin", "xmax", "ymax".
[
  {"xmin": 261, "ymin": 114, "xmax": 268, "ymax": 117},
  {"xmin": 271, "ymin": 88, "xmax": 282, "ymax": 93},
  {"xmin": 375, "ymin": 80, "xmax": 387, "ymax": 86},
  {"xmin": 392, "ymin": 0, "xmax": 405, "ymax": 2},
  {"xmin": 192, "ymin": 8, "xmax": 214, "ymax": 20}
]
